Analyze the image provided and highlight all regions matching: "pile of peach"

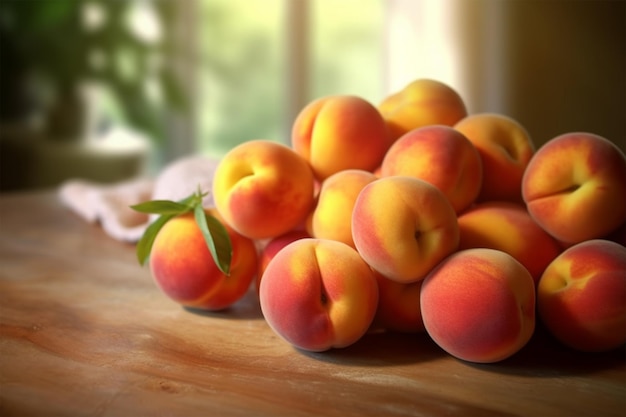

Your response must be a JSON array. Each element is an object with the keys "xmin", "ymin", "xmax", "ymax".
[{"xmin": 148, "ymin": 78, "xmax": 626, "ymax": 364}]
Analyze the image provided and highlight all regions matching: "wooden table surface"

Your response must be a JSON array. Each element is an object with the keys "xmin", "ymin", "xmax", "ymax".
[{"xmin": 1, "ymin": 190, "xmax": 624, "ymax": 417}]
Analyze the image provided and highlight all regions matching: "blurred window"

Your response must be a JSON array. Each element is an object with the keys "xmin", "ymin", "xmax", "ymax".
[{"xmin": 194, "ymin": 0, "xmax": 385, "ymax": 159}]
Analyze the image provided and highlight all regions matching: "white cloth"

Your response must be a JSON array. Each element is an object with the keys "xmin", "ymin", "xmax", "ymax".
[{"xmin": 58, "ymin": 154, "xmax": 220, "ymax": 242}]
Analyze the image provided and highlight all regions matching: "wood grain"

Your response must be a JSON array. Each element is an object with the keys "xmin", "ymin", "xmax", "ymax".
[{"xmin": 0, "ymin": 190, "xmax": 624, "ymax": 417}]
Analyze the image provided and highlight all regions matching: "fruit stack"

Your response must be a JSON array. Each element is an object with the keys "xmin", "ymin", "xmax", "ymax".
[{"xmin": 136, "ymin": 78, "xmax": 626, "ymax": 364}]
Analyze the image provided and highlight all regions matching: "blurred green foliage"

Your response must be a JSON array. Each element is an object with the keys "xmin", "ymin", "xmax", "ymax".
[
  {"xmin": 0, "ymin": 0, "xmax": 188, "ymax": 142},
  {"xmin": 0, "ymin": 0, "xmax": 384, "ymax": 158}
]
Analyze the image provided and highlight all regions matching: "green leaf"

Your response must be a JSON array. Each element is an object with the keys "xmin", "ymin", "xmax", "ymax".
[
  {"xmin": 132, "ymin": 192, "xmax": 200, "ymax": 266},
  {"xmin": 194, "ymin": 204, "xmax": 232, "ymax": 276},
  {"xmin": 130, "ymin": 200, "xmax": 190, "ymax": 215},
  {"xmin": 131, "ymin": 190, "xmax": 230, "ymax": 270},
  {"xmin": 135, "ymin": 213, "xmax": 175, "ymax": 265}
]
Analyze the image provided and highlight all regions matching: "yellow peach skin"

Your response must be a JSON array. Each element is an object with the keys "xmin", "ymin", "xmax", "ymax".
[
  {"xmin": 256, "ymin": 228, "xmax": 310, "ymax": 293},
  {"xmin": 454, "ymin": 113, "xmax": 535, "ymax": 204},
  {"xmin": 352, "ymin": 176, "xmax": 459, "ymax": 283},
  {"xmin": 149, "ymin": 210, "xmax": 258, "ymax": 311},
  {"xmin": 309, "ymin": 169, "xmax": 378, "ymax": 248},
  {"xmin": 378, "ymin": 78, "xmax": 467, "ymax": 143},
  {"xmin": 380, "ymin": 125, "xmax": 483, "ymax": 214},
  {"xmin": 457, "ymin": 201, "xmax": 563, "ymax": 284},
  {"xmin": 420, "ymin": 248, "xmax": 536, "ymax": 363},
  {"xmin": 212, "ymin": 140, "xmax": 316, "ymax": 240},
  {"xmin": 537, "ymin": 239, "xmax": 626, "ymax": 352},
  {"xmin": 259, "ymin": 238, "xmax": 379, "ymax": 352},
  {"xmin": 291, "ymin": 95, "xmax": 390, "ymax": 181},
  {"xmin": 522, "ymin": 132, "xmax": 626, "ymax": 245}
]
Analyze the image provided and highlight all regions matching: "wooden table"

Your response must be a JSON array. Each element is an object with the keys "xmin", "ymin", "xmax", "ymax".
[{"xmin": 1, "ymin": 190, "xmax": 624, "ymax": 417}]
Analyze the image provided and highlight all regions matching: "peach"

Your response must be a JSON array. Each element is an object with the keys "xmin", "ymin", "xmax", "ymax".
[
  {"xmin": 522, "ymin": 132, "xmax": 626, "ymax": 245},
  {"xmin": 212, "ymin": 139, "xmax": 316, "ymax": 240},
  {"xmin": 259, "ymin": 238, "xmax": 379, "ymax": 352},
  {"xmin": 378, "ymin": 78, "xmax": 467, "ymax": 143},
  {"xmin": 420, "ymin": 248, "xmax": 536, "ymax": 363},
  {"xmin": 256, "ymin": 228, "xmax": 310, "ymax": 292},
  {"xmin": 291, "ymin": 95, "xmax": 390, "ymax": 181},
  {"xmin": 352, "ymin": 176, "xmax": 459, "ymax": 283},
  {"xmin": 457, "ymin": 201, "xmax": 563, "ymax": 284},
  {"xmin": 309, "ymin": 169, "xmax": 378, "ymax": 248},
  {"xmin": 454, "ymin": 113, "xmax": 535, "ymax": 204},
  {"xmin": 380, "ymin": 125, "xmax": 483, "ymax": 214},
  {"xmin": 537, "ymin": 239, "xmax": 626, "ymax": 352},
  {"xmin": 149, "ymin": 209, "xmax": 258, "ymax": 311},
  {"xmin": 373, "ymin": 271, "xmax": 425, "ymax": 333}
]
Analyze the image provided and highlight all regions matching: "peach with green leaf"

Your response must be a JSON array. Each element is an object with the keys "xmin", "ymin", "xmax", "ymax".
[{"xmin": 132, "ymin": 192, "xmax": 258, "ymax": 311}]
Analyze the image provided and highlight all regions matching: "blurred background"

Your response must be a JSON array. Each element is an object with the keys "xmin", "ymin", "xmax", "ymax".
[{"xmin": 1, "ymin": 0, "xmax": 624, "ymax": 192}]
